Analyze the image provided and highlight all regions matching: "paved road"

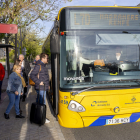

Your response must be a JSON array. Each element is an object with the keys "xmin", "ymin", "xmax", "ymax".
[{"xmin": 60, "ymin": 122, "xmax": 140, "ymax": 140}]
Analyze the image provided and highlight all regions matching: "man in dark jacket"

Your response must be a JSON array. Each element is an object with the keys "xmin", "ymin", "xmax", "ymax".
[
  {"xmin": 19, "ymin": 54, "xmax": 31, "ymax": 101},
  {"xmin": 30, "ymin": 53, "xmax": 49, "ymax": 105}
]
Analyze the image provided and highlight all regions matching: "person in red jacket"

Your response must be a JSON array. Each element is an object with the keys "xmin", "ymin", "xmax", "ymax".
[{"xmin": 0, "ymin": 63, "xmax": 5, "ymax": 100}]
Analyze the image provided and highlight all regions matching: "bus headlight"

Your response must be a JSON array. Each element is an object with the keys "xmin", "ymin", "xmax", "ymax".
[
  {"xmin": 78, "ymin": 106, "xmax": 83, "ymax": 111},
  {"xmin": 71, "ymin": 103, "xmax": 76, "ymax": 109},
  {"xmin": 68, "ymin": 100, "xmax": 86, "ymax": 112}
]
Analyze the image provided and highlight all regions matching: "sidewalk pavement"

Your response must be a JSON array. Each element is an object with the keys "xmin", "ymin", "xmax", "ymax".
[{"xmin": 0, "ymin": 74, "xmax": 65, "ymax": 140}]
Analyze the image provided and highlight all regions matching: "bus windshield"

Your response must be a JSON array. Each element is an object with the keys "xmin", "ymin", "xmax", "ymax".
[{"xmin": 60, "ymin": 30, "xmax": 140, "ymax": 89}]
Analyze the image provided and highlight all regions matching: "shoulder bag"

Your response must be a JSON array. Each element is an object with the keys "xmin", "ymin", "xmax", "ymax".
[{"xmin": 29, "ymin": 64, "xmax": 41, "ymax": 86}]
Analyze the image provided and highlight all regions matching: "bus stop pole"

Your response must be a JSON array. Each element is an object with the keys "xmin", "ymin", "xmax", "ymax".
[
  {"xmin": 6, "ymin": 46, "xmax": 10, "ymax": 77},
  {"xmin": 14, "ymin": 34, "xmax": 17, "ymax": 62}
]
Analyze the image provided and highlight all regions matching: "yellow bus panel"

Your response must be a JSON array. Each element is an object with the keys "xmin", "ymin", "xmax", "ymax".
[{"xmin": 58, "ymin": 88, "xmax": 140, "ymax": 128}]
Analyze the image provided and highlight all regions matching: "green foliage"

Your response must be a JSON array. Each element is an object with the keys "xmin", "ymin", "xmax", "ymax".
[
  {"xmin": 0, "ymin": 0, "xmax": 73, "ymax": 60},
  {"xmin": 23, "ymin": 37, "xmax": 42, "ymax": 59},
  {"xmin": 7, "ymin": 26, "xmax": 44, "ymax": 62},
  {"xmin": 44, "ymin": 39, "xmax": 51, "ymax": 55},
  {"xmin": 22, "ymin": 30, "xmax": 43, "ymax": 60},
  {"xmin": 0, "ymin": 0, "xmax": 73, "ymax": 28},
  {"xmin": 9, "ymin": 49, "xmax": 15, "ymax": 63},
  {"xmin": 8, "ymin": 28, "xmax": 43, "ymax": 62},
  {"xmin": 43, "ymin": 37, "xmax": 51, "ymax": 59},
  {"xmin": 0, "ymin": 34, "xmax": 5, "ymax": 40},
  {"xmin": 0, "ymin": 58, "xmax": 6, "ymax": 62},
  {"xmin": 45, "ymin": 47, "xmax": 51, "ymax": 56}
]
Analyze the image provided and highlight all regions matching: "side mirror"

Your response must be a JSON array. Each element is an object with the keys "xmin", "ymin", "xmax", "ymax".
[{"xmin": 50, "ymin": 28, "xmax": 60, "ymax": 54}]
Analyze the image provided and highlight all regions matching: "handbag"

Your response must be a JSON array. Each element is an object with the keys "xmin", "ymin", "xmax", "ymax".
[{"xmin": 29, "ymin": 64, "xmax": 41, "ymax": 86}]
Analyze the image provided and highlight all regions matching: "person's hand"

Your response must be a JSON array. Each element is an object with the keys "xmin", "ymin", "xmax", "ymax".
[
  {"xmin": 40, "ymin": 81, "xmax": 44, "ymax": 85},
  {"xmin": 48, "ymin": 86, "xmax": 50, "ymax": 90},
  {"xmin": 21, "ymin": 92, "xmax": 23, "ymax": 95},
  {"xmin": 15, "ymin": 91, "xmax": 19, "ymax": 95}
]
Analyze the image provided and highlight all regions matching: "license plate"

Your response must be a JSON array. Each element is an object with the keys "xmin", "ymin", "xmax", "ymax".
[{"xmin": 106, "ymin": 118, "xmax": 130, "ymax": 125}]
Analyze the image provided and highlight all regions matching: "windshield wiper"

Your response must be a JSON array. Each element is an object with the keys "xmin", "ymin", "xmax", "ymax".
[
  {"xmin": 123, "ymin": 69, "xmax": 140, "ymax": 71},
  {"xmin": 122, "ymin": 31, "xmax": 131, "ymax": 34},
  {"xmin": 96, "ymin": 79, "xmax": 140, "ymax": 84},
  {"xmin": 71, "ymin": 79, "xmax": 140, "ymax": 96}
]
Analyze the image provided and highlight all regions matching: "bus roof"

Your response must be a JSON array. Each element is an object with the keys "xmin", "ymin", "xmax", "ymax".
[{"xmin": 57, "ymin": 6, "xmax": 140, "ymax": 20}]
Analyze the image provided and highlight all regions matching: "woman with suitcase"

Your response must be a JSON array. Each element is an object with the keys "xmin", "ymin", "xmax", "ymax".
[{"xmin": 4, "ymin": 65, "xmax": 26, "ymax": 119}]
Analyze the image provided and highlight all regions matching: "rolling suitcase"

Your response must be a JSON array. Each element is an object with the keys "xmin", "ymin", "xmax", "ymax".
[{"xmin": 30, "ymin": 84, "xmax": 46, "ymax": 126}]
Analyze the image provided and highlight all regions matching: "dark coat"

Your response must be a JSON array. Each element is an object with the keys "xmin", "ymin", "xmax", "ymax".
[
  {"xmin": 35, "ymin": 60, "xmax": 41, "ymax": 65},
  {"xmin": 24, "ymin": 59, "xmax": 31, "ymax": 77},
  {"xmin": 30, "ymin": 61, "xmax": 49, "ymax": 90},
  {"xmin": 22, "ymin": 68, "xmax": 28, "ymax": 84}
]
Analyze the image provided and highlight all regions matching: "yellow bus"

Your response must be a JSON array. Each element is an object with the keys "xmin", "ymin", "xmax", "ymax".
[{"xmin": 44, "ymin": 6, "xmax": 140, "ymax": 128}]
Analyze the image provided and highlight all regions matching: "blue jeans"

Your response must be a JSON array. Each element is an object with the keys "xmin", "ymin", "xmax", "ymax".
[
  {"xmin": 0, "ymin": 81, "xmax": 3, "ymax": 99},
  {"xmin": 36, "ymin": 90, "xmax": 46, "ymax": 105},
  {"xmin": 5, "ymin": 92, "xmax": 20, "ymax": 115}
]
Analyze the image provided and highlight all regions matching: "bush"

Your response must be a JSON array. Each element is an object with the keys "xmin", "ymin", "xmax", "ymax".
[
  {"xmin": 0, "ymin": 58, "xmax": 6, "ymax": 62},
  {"xmin": 9, "ymin": 59, "xmax": 14, "ymax": 63},
  {"xmin": 9, "ymin": 50, "xmax": 15, "ymax": 62}
]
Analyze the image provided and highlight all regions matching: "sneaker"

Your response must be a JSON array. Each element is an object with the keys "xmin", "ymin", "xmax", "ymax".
[{"xmin": 45, "ymin": 118, "xmax": 50, "ymax": 123}]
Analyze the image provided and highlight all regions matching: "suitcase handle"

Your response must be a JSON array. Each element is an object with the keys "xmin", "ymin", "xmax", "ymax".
[{"xmin": 38, "ymin": 84, "xmax": 46, "ymax": 104}]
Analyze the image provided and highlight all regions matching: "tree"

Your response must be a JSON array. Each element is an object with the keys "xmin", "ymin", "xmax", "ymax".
[
  {"xmin": 0, "ymin": 0, "xmax": 72, "ymax": 27},
  {"xmin": 0, "ymin": 0, "xmax": 73, "ymax": 56},
  {"xmin": 23, "ymin": 34, "xmax": 42, "ymax": 61},
  {"xmin": 43, "ymin": 37, "xmax": 51, "ymax": 56},
  {"xmin": 0, "ymin": 0, "xmax": 73, "ymax": 62},
  {"xmin": 9, "ymin": 28, "xmax": 43, "ymax": 61}
]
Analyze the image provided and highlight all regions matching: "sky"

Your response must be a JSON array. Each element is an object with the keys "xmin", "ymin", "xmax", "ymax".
[{"xmin": 39, "ymin": 0, "xmax": 140, "ymax": 39}]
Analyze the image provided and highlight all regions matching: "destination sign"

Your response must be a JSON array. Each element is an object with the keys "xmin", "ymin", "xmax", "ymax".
[{"xmin": 70, "ymin": 10, "xmax": 140, "ymax": 30}]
